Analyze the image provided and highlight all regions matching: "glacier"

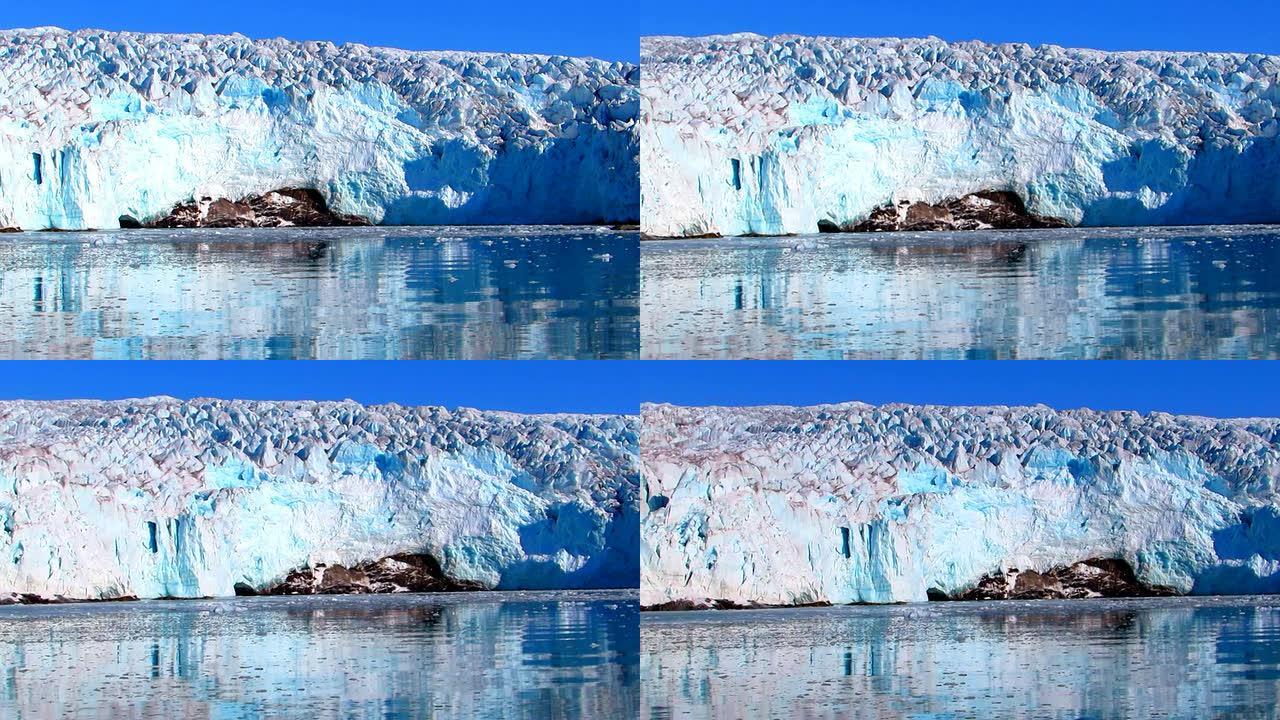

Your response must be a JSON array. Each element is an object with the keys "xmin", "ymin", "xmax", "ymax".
[
  {"xmin": 0, "ymin": 397, "xmax": 639, "ymax": 601},
  {"xmin": 0, "ymin": 27, "xmax": 639, "ymax": 231},
  {"xmin": 641, "ymin": 34, "xmax": 1280, "ymax": 237},
  {"xmin": 641, "ymin": 401, "xmax": 1280, "ymax": 607}
]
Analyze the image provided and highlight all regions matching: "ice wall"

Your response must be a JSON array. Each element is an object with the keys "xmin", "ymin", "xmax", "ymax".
[
  {"xmin": 641, "ymin": 34, "xmax": 1280, "ymax": 237},
  {"xmin": 0, "ymin": 397, "xmax": 639, "ymax": 600},
  {"xmin": 641, "ymin": 401, "xmax": 1280, "ymax": 607},
  {"xmin": 0, "ymin": 27, "xmax": 639, "ymax": 230}
]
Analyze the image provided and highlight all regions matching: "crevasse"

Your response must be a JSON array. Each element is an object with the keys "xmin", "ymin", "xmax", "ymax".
[
  {"xmin": 0, "ymin": 397, "xmax": 639, "ymax": 600},
  {"xmin": 641, "ymin": 401, "xmax": 1280, "ymax": 607},
  {"xmin": 0, "ymin": 27, "xmax": 639, "ymax": 230},
  {"xmin": 640, "ymin": 34, "xmax": 1280, "ymax": 237}
]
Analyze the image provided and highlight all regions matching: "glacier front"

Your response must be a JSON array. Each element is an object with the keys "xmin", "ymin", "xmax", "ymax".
[
  {"xmin": 641, "ymin": 34, "xmax": 1280, "ymax": 237},
  {"xmin": 0, "ymin": 27, "xmax": 638, "ymax": 231},
  {"xmin": 0, "ymin": 397, "xmax": 639, "ymax": 601},
  {"xmin": 641, "ymin": 401, "xmax": 1280, "ymax": 608}
]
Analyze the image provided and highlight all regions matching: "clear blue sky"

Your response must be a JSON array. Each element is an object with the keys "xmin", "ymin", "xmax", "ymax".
[
  {"xmin": 0, "ymin": 362, "xmax": 1274, "ymax": 418},
  {"xmin": 5, "ymin": 0, "xmax": 1278, "ymax": 64}
]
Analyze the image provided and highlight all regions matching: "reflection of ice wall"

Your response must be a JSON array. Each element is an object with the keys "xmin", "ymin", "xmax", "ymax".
[
  {"xmin": 0, "ymin": 398, "xmax": 639, "ymax": 599},
  {"xmin": 0, "ymin": 595, "xmax": 638, "ymax": 717},
  {"xmin": 641, "ymin": 402, "xmax": 1280, "ymax": 607},
  {"xmin": 641, "ymin": 34, "xmax": 1280, "ymax": 237},
  {"xmin": 643, "ymin": 600, "xmax": 1280, "ymax": 717},
  {"xmin": 0, "ymin": 28, "xmax": 639, "ymax": 230}
]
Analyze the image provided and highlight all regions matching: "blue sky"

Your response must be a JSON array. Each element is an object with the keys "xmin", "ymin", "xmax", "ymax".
[
  {"xmin": 5, "ymin": 0, "xmax": 1277, "ymax": 63},
  {"xmin": 0, "ymin": 362, "xmax": 1273, "ymax": 418}
]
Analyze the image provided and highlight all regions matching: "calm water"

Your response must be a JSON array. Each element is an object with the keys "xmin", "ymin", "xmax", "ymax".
[
  {"xmin": 0, "ymin": 590, "xmax": 638, "ymax": 719},
  {"xmin": 642, "ymin": 596, "xmax": 1280, "ymax": 719},
  {"xmin": 0, "ymin": 226, "xmax": 638, "ymax": 359},
  {"xmin": 642, "ymin": 225, "xmax": 1280, "ymax": 359}
]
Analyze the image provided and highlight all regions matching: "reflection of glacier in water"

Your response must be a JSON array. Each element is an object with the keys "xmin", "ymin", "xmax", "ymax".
[
  {"xmin": 0, "ymin": 590, "xmax": 638, "ymax": 719},
  {"xmin": 642, "ymin": 596, "xmax": 1280, "ymax": 719},
  {"xmin": 641, "ymin": 225, "xmax": 1280, "ymax": 359},
  {"xmin": 0, "ymin": 226, "xmax": 638, "ymax": 359}
]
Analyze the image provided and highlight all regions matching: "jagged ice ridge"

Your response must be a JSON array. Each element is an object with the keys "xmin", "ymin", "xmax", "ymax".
[
  {"xmin": 0, "ymin": 27, "xmax": 639, "ymax": 230},
  {"xmin": 641, "ymin": 34, "xmax": 1280, "ymax": 237},
  {"xmin": 641, "ymin": 401, "xmax": 1280, "ymax": 607},
  {"xmin": 0, "ymin": 397, "xmax": 639, "ymax": 600}
]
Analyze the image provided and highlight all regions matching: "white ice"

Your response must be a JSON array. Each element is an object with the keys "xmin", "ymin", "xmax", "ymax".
[
  {"xmin": 0, "ymin": 28, "xmax": 639, "ymax": 230},
  {"xmin": 642, "ymin": 401, "xmax": 1280, "ymax": 606},
  {"xmin": 0, "ymin": 397, "xmax": 639, "ymax": 600},
  {"xmin": 641, "ymin": 34, "xmax": 1280, "ymax": 237}
]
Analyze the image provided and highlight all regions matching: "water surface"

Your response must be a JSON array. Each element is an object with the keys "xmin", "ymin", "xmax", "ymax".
[
  {"xmin": 0, "ymin": 590, "xmax": 638, "ymax": 719},
  {"xmin": 642, "ymin": 225, "xmax": 1280, "ymax": 359},
  {"xmin": 0, "ymin": 226, "xmax": 638, "ymax": 359},
  {"xmin": 642, "ymin": 595, "xmax": 1280, "ymax": 719}
]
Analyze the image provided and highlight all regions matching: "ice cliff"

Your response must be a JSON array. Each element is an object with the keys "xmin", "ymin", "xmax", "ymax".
[
  {"xmin": 0, "ymin": 27, "xmax": 639, "ymax": 230},
  {"xmin": 641, "ymin": 402, "xmax": 1280, "ymax": 607},
  {"xmin": 641, "ymin": 34, "xmax": 1280, "ymax": 237},
  {"xmin": 0, "ymin": 397, "xmax": 639, "ymax": 600}
]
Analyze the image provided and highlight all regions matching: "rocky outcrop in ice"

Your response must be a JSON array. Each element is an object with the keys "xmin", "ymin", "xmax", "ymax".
[
  {"xmin": 0, "ymin": 27, "xmax": 639, "ymax": 230},
  {"xmin": 641, "ymin": 401, "xmax": 1280, "ymax": 608},
  {"xmin": 141, "ymin": 188, "xmax": 373, "ymax": 229},
  {"xmin": 845, "ymin": 190, "xmax": 1070, "ymax": 232},
  {"xmin": 0, "ymin": 397, "xmax": 639, "ymax": 601},
  {"xmin": 949, "ymin": 557, "xmax": 1172, "ymax": 601},
  {"xmin": 641, "ymin": 34, "xmax": 1280, "ymax": 237}
]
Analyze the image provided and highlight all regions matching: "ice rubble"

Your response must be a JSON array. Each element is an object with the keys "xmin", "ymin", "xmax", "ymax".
[
  {"xmin": 0, "ymin": 397, "xmax": 639, "ymax": 600},
  {"xmin": 640, "ymin": 34, "xmax": 1280, "ymax": 237},
  {"xmin": 0, "ymin": 27, "xmax": 639, "ymax": 230},
  {"xmin": 641, "ymin": 401, "xmax": 1280, "ymax": 607}
]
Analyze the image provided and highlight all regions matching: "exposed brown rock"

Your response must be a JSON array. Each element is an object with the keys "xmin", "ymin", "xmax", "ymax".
[
  {"xmin": 2, "ymin": 592, "xmax": 140, "ymax": 605},
  {"xmin": 642, "ymin": 598, "xmax": 833, "ymax": 611},
  {"xmin": 942, "ymin": 558, "xmax": 1178, "ymax": 601},
  {"xmin": 828, "ymin": 190, "xmax": 1072, "ymax": 233},
  {"xmin": 0, "ymin": 226, "xmax": 20, "ymax": 233},
  {"xmin": 204, "ymin": 199, "xmax": 256, "ymax": 228},
  {"xmin": 260, "ymin": 553, "xmax": 484, "ymax": 596},
  {"xmin": 146, "ymin": 188, "xmax": 372, "ymax": 229},
  {"xmin": 251, "ymin": 189, "xmax": 372, "ymax": 228}
]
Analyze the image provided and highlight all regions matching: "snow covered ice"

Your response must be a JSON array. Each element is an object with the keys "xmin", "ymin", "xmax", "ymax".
[
  {"xmin": 0, "ymin": 27, "xmax": 639, "ymax": 230},
  {"xmin": 0, "ymin": 397, "xmax": 639, "ymax": 600},
  {"xmin": 641, "ymin": 34, "xmax": 1280, "ymax": 237},
  {"xmin": 641, "ymin": 401, "xmax": 1280, "ymax": 607}
]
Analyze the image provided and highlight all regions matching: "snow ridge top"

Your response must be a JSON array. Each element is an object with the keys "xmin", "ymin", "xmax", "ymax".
[
  {"xmin": 1, "ymin": 26, "xmax": 638, "ymax": 139},
  {"xmin": 643, "ymin": 401, "xmax": 1280, "ymax": 498},
  {"xmin": 642, "ymin": 33, "xmax": 1280, "ymax": 144},
  {"xmin": 0, "ymin": 397, "xmax": 638, "ymax": 499}
]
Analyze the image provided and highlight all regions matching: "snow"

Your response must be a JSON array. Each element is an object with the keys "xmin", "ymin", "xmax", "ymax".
[
  {"xmin": 641, "ymin": 401, "xmax": 1280, "ymax": 607},
  {"xmin": 0, "ymin": 27, "xmax": 639, "ymax": 230},
  {"xmin": 641, "ymin": 34, "xmax": 1280, "ymax": 237},
  {"xmin": 0, "ymin": 397, "xmax": 639, "ymax": 600}
]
